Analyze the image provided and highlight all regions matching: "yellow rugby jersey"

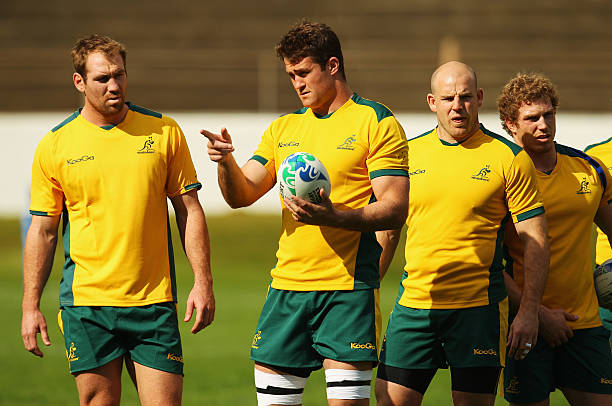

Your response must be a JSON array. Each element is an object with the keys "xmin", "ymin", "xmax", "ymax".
[
  {"xmin": 504, "ymin": 143, "xmax": 612, "ymax": 329},
  {"xmin": 398, "ymin": 125, "xmax": 544, "ymax": 309},
  {"xmin": 252, "ymin": 93, "xmax": 409, "ymax": 291},
  {"xmin": 30, "ymin": 103, "xmax": 201, "ymax": 306},
  {"xmin": 584, "ymin": 137, "xmax": 612, "ymax": 265}
]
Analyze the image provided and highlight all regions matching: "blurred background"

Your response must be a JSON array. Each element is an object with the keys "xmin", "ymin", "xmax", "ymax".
[
  {"xmin": 2, "ymin": 0, "xmax": 612, "ymax": 112},
  {"xmin": 2, "ymin": 0, "xmax": 612, "ymax": 216},
  {"xmin": 2, "ymin": 1, "xmax": 612, "ymax": 404}
]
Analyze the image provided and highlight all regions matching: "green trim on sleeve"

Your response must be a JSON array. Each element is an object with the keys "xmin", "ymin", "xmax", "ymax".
[
  {"xmin": 515, "ymin": 206, "xmax": 545, "ymax": 222},
  {"xmin": 250, "ymin": 155, "xmax": 268, "ymax": 166},
  {"xmin": 29, "ymin": 210, "xmax": 48, "ymax": 216},
  {"xmin": 184, "ymin": 183, "xmax": 202, "ymax": 191},
  {"xmin": 585, "ymin": 137, "xmax": 612, "ymax": 152},
  {"xmin": 370, "ymin": 169, "xmax": 409, "ymax": 179}
]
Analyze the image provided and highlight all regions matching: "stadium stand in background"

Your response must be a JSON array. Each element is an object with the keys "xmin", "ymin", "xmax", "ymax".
[{"xmin": 1, "ymin": 0, "xmax": 611, "ymax": 112}]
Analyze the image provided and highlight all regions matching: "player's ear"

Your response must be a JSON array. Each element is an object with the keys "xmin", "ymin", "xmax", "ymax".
[
  {"xmin": 73, "ymin": 72, "xmax": 85, "ymax": 94},
  {"xmin": 427, "ymin": 94, "xmax": 437, "ymax": 113},
  {"xmin": 505, "ymin": 119, "xmax": 518, "ymax": 136},
  {"xmin": 327, "ymin": 57, "xmax": 340, "ymax": 76}
]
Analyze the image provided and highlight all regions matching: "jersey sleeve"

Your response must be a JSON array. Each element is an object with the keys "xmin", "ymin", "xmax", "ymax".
[
  {"xmin": 366, "ymin": 116, "xmax": 410, "ymax": 179},
  {"xmin": 251, "ymin": 124, "xmax": 277, "ymax": 181},
  {"xmin": 165, "ymin": 119, "xmax": 201, "ymax": 197},
  {"xmin": 506, "ymin": 150, "xmax": 545, "ymax": 223},
  {"xmin": 30, "ymin": 133, "xmax": 64, "ymax": 216}
]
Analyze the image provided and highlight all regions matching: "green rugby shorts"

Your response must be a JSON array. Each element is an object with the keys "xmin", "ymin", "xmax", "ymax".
[
  {"xmin": 250, "ymin": 288, "xmax": 380, "ymax": 371},
  {"xmin": 379, "ymin": 299, "xmax": 508, "ymax": 369},
  {"xmin": 502, "ymin": 326, "xmax": 612, "ymax": 403},
  {"xmin": 58, "ymin": 302, "xmax": 183, "ymax": 375}
]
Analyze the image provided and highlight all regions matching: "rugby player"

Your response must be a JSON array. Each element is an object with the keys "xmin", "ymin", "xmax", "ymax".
[
  {"xmin": 202, "ymin": 21, "xmax": 410, "ymax": 406},
  {"xmin": 21, "ymin": 34, "xmax": 215, "ymax": 406},
  {"xmin": 375, "ymin": 62, "xmax": 550, "ymax": 406},
  {"xmin": 498, "ymin": 72, "xmax": 612, "ymax": 405}
]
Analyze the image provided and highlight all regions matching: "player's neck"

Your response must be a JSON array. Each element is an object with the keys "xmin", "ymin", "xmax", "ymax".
[
  {"xmin": 311, "ymin": 82, "xmax": 353, "ymax": 117},
  {"xmin": 436, "ymin": 122, "xmax": 480, "ymax": 145},
  {"xmin": 527, "ymin": 147, "xmax": 557, "ymax": 173},
  {"xmin": 80, "ymin": 103, "xmax": 129, "ymax": 128}
]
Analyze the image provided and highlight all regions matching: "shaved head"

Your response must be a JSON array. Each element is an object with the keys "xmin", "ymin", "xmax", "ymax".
[
  {"xmin": 426, "ymin": 61, "xmax": 483, "ymax": 142},
  {"xmin": 430, "ymin": 61, "xmax": 478, "ymax": 95}
]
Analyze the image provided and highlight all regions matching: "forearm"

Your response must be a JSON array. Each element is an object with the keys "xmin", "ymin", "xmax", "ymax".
[
  {"xmin": 22, "ymin": 224, "xmax": 57, "ymax": 309},
  {"xmin": 217, "ymin": 157, "xmax": 263, "ymax": 208},
  {"xmin": 518, "ymin": 237, "xmax": 549, "ymax": 315},
  {"xmin": 328, "ymin": 197, "xmax": 408, "ymax": 232},
  {"xmin": 176, "ymin": 206, "xmax": 213, "ymax": 287},
  {"xmin": 377, "ymin": 228, "xmax": 403, "ymax": 280}
]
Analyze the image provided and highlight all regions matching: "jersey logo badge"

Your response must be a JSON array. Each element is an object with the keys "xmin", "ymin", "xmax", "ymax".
[
  {"xmin": 337, "ymin": 135, "xmax": 357, "ymax": 150},
  {"xmin": 505, "ymin": 376, "xmax": 520, "ymax": 394},
  {"xmin": 137, "ymin": 136, "xmax": 155, "ymax": 154},
  {"xmin": 409, "ymin": 169, "xmax": 426, "ymax": 176},
  {"xmin": 251, "ymin": 330, "xmax": 262, "ymax": 349},
  {"xmin": 471, "ymin": 165, "xmax": 491, "ymax": 181},
  {"xmin": 577, "ymin": 177, "xmax": 591, "ymax": 194},
  {"xmin": 66, "ymin": 342, "xmax": 80, "ymax": 362}
]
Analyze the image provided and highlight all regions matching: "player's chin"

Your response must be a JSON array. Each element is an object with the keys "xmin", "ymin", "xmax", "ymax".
[{"xmin": 105, "ymin": 100, "xmax": 125, "ymax": 112}]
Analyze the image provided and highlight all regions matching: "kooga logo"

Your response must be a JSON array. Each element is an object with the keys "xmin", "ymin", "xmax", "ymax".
[{"xmin": 67, "ymin": 155, "xmax": 94, "ymax": 165}]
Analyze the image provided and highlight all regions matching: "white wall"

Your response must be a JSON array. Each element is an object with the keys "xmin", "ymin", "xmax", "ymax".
[{"xmin": 2, "ymin": 111, "xmax": 612, "ymax": 216}]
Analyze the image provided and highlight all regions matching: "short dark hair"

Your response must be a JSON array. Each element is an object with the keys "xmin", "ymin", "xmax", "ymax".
[
  {"xmin": 497, "ymin": 72, "xmax": 559, "ymax": 135},
  {"xmin": 71, "ymin": 34, "xmax": 126, "ymax": 79},
  {"xmin": 275, "ymin": 21, "xmax": 345, "ymax": 79}
]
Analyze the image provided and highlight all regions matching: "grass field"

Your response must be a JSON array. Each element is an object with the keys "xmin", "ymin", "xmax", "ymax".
[{"xmin": 0, "ymin": 214, "xmax": 568, "ymax": 405}]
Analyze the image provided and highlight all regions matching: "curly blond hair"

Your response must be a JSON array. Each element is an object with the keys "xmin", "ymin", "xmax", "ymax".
[{"xmin": 497, "ymin": 73, "xmax": 559, "ymax": 135}]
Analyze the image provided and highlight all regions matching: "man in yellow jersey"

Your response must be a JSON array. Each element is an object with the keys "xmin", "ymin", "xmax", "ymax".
[
  {"xmin": 202, "ymin": 21, "xmax": 410, "ymax": 405},
  {"xmin": 497, "ymin": 72, "xmax": 612, "ymax": 405},
  {"xmin": 584, "ymin": 137, "xmax": 612, "ymax": 343},
  {"xmin": 21, "ymin": 35, "xmax": 215, "ymax": 406},
  {"xmin": 375, "ymin": 62, "xmax": 550, "ymax": 406}
]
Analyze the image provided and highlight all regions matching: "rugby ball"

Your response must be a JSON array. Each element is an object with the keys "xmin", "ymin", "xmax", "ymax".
[
  {"xmin": 595, "ymin": 259, "xmax": 612, "ymax": 310},
  {"xmin": 277, "ymin": 152, "xmax": 331, "ymax": 204}
]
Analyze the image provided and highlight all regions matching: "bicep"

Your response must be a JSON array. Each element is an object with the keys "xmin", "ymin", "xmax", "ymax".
[
  {"xmin": 28, "ymin": 215, "xmax": 61, "ymax": 235},
  {"xmin": 241, "ymin": 159, "xmax": 276, "ymax": 199},
  {"xmin": 170, "ymin": 190, "xmax": 202, "ymax": 216},
  {"xmin": 513, "ymin": 213, "xmax": 548, "ymax": 244},
  {"xmin": 370, "ymin": 175, "xmax": 410, "ymax": 203}
]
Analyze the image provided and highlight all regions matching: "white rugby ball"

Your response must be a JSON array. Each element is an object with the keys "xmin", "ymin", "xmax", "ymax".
[
  {"xmin": 595, "ymin": 259, "xmax": 612, "ymax": 310},
  {"xmin": 277, "ymin": 152, "xmax": 331, "ymax": 204}
]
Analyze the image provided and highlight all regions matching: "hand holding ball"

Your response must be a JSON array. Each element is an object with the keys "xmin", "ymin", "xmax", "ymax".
[{"xmin": 278, "ymin": 152, "xmax": 331, "ymax": 204}]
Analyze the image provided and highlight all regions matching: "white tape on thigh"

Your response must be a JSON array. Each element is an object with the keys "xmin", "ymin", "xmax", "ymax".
[
  {"xmin": 254, "ymin": 368, "xmax": 307, "ymax": 406},
  {"xmin": 325, "ymin": 369, "xmax": 373, "ymax": 399}
]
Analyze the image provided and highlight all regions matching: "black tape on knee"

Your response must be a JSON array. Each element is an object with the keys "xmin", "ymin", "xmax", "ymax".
[{"xmin": 377, "ymin": 363, "xmax": 437, "ymax": 395}]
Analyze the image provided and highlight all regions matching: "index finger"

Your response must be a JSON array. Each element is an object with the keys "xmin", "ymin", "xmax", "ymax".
[
  {"xmin": 200, "ymin": 129, "xmax": 221, "ymax": 143},
  {"xmin": 191, "ymin": 305, "xmax": 205, "ymax": 334},
  {"xmin": 23, "ymin": 333, "xmax": 43, "ymax": 357}
]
